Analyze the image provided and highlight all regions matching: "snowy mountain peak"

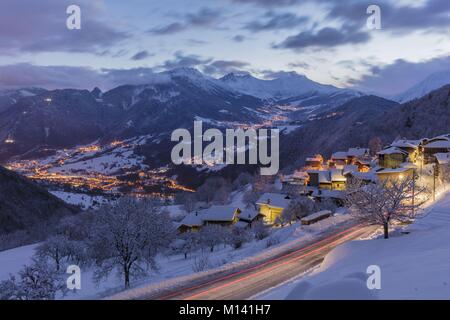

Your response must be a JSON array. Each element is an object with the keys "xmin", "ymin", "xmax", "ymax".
[{"xmin": 396, "ymin": 70, "xmax": 450, "ymax": 103}]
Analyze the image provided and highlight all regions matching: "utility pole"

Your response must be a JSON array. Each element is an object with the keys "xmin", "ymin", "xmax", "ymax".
[{"xmin": 412, "ymin": 169, "xmax": 416, "ymax": 216}]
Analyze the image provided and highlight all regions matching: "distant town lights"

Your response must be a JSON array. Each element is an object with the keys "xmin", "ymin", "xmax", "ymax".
[{"xmin": 44, "ymin": 98, "xmax": 52, "ymax": 103}]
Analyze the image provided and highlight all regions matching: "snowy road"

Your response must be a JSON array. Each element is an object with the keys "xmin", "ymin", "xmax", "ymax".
[{"xmin": 109, "ymin": 223, "xmax": 376, "ymax": 300}]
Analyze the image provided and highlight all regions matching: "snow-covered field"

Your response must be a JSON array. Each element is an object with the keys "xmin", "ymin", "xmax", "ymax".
[
  {"xmin": 49, "ymin": 191, "xmax": 109, "ymax": 210},
  {"xmin": 0, "ymin": 211, "xmax": 351, "ymax": 300},
  {"xmin": 259, "ymin": 190, "xmax": 450, "ymax": 300}
]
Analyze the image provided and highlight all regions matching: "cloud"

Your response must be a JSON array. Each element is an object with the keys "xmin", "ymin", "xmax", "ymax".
[
  {"xmin": 131, "ymin": 51, "xmax": 153, "ymax": 61},
  {"xmin": 324, "ymin": 0, "xmax": 450, "ymax": 33},
  {"xmin": 232, "ymin": 35, "xmax": 246, "ymax": 42},
  {"xmin": 148, "ymin": 23, "xmax": 187, "ymax": 35},
  {"xmin": 350, "ymin": 55, "xmax": 450, "ymax": 96},
  {"xmin": 229, "ymin": 0, "xmax": 300, "ymax": 7},
  {"xmin": 148, "ymin": 7, "xmax": 222, "ymax": 35},
  {"xmin": 274, "ymin": 23, "xmax": 370, "ymax": 50},
  {"xmin": 0, "ymin": 64, "xmax": 171, "ymax": 90},
  {"xmin": 244, "ymin": 11, "xmax": 309, "ymax": 32},
  {"xmin": 0, "ymin": 0, "xmax": 128, "ymax": 55},
  {"xmin": 0, "ymin": 64, "xmax": 103, "ymax": 90},
  {"xmin": 202, "ymin": 60, "xmax": 250, "ymax": 76},
  {"xmin": 159, "ymin": 51, "xmax": 212, "ymax": 70}
]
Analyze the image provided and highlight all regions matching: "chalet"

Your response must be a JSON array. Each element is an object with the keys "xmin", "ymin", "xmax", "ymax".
[
  {"xmin": 178, "ymin": 212, "xmax": 204, "ymax": 233},
  {"xmin": 375, "ymin": 167, "xmax": 414, "ymax": 182},
  {"xmin": 311, "ymin": 189, "xmax": 346, "ymax": 206},
  {"xmin": 307, "ymin": 170, "xmax": 332, "ymax": 189},
  {"xmin": 201, "ymin": 206, "xmax": 241, "ymax": 226},
  {"xmin": 256, "ymin": 193, "xmax": 291, "ymax": 224},
  {"xmin": 435, "ymin": 153, "xmax": 450, "ymax": 177},
  {"xmin": 235, "ymin": 208, "xmax": 264, "ymax": 229},
  {"xmin": 330, "ymin": 151, "xmax": 348, "ymax": 167},
  {"xmin": 423, "ymin": 135, "xmax": 450, "ymax": 164},
  {"xmin": 307, "ymin": 169, "xmax": 347, "ymax": 190},
  {"xmin": 301, "ymin": 210, "xmax": 333, "ymax": 225},
  {"xmin": 305, "ymin": 155, "xmax": 323, "ymax": 170},
  {"xmin": 377, "ymin": 147, "xmax": 408, "ymax": 169},
  {"xmin": 346, "ymin": 147, "xmax": 370, "ymax": 164},
  {"xmin": 330, "ymin": 169, "xmax": 347, "ymax": 190},
  {"xmin": 391, "ymin": 139, "xmax": 423, "ymax": 162}
]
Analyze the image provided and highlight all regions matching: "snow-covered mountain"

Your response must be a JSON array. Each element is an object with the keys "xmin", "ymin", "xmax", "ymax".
[
  {"xmin": 220, "ymin": 71, "xmax": 347, "ymax": 100},
  {"xmin": 396, "ymin": 70, "xmax": 450, "ymax": 103}
]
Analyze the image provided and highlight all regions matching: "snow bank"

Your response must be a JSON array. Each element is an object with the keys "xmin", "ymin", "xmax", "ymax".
[{"xmin": 262, "ymin": 191, "xmax": 450, "ymax": 300}]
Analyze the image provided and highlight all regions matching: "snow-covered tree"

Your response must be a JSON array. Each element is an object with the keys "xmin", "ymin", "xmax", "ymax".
[
  {"xmin": 89, "ymin": 198, "xmax": 175, "ymax": 288},
  {"xmin": 277, "ymin": 197, "xmax": 316, "ymax": 226},
  {"xmin": 0, "ymin": 258, "xmax": 65, "ymax": 300},
  {"xmin": 197, "ymin": 224, "xmax": 227, "ymax": 252},
  {"xmin": 346, "ymin": 176, "xmax": 429, "ymax": 239},
  {"xmin": 36, "ymin": 235, "xmax": 79, "ymax": 271},
  {"xmin": 172, "ymin": 232, "xmax": 198, "ymax": 259},
  {"xmin": 252, "ymin": 221, "xmax": 270, "ymax": 240},
  {"xmin": 227, "ymin": 227, "xmax": 252, "ymax": 249}
]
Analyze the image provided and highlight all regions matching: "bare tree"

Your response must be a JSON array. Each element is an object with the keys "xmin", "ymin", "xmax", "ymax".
[
  {"xmin": 346, "ymin": 176, "xmax": 429, "ymax": 239},
  {"xmin": 369, "ymin": 137, "xmax": 383, "ymax": 156},
  {"xmin": 89, "ymin": 198, "xmax": 175, "ymax": 288}
]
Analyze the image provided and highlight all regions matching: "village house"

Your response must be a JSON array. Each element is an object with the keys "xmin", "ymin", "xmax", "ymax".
[
  {"xmin": 391, "ymin": 139, "xmax": 423, "ymax": 163},
  {"xmin": 304, "ymin": 154, "xmax": 324, "ymax": 170},
  {"xmin": 422, "ymin": 135, "xmax": 450, "ymax": 164},
  {"xmin": 435, "ymin": 153, "xmax": 450, "ymax": 179},
  {"xmin": 235, "ymin": 208, "xmax": 264, "ymax": 229},
  {"xmin": 281, "ymin": 170, "xmax": 309, "ymax": 195},
  {"xmin": 330, "ymin": 151, "xmax": 348, "ymax": 167},
  {"xmin": 201, "ymin": 206, "xmax": 241, "ymax": 226},
  {"xmin": 375, "ymin": 167, "xmax": 415, "ymax": 183},
  {"xmin": 256, "ymin": 193, "xmax": 291, "ymax": 224},
  {"xmin": 177, "ymin": 206, "xmax": 241, "ymax": 232},
  {"xmin": 377, "ymin": 147, "xmax": 409, "ymax": 169},
  {"xmin": 178, "ymin": 211, "xmax": 204, "ymax": 233},
  {"xmin": 346, "ymin": 147, "xmax": 370, "ymax": 164},
  {"xmin": 301, "ymin": 210, "xmax": 333, "ymax": 225}
]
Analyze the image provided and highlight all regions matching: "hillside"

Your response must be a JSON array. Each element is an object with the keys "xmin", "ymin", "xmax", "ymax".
[
  {"xmin": 280, "ymin": 95, "xmax": 398, "ymax": 170},
  {"xmin": 281, "ymin": 85, "xmax": 450, "ymax": 171},
  {"xmin": 0, "ymin": 166, "xmax": 78, "ymax": 235}
]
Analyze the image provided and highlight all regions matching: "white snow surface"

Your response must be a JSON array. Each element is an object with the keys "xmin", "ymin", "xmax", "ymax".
[{"xmin": 259, "ymin": 190, "xmax": 450, "ymax": 300}]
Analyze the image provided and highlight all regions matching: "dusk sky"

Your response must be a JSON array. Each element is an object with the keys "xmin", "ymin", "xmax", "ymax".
[{"xmin": 1, "ymin": 0, "xmax": 449, "ymax": 96}]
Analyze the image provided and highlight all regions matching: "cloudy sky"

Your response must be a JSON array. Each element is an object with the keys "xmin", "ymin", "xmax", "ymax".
[{"xmin": 0, "ymin": 0, "xmax": 449, "ymax": 96}]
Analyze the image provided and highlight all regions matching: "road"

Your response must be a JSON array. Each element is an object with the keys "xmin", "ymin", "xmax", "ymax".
[{"xmin": 151, "ymin": 224, "xmax": 376, "ymax": 300}]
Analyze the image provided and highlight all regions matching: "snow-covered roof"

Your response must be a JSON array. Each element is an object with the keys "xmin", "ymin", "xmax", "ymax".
[
  {"xmin": 342, "ymin": 164, "xmax": 359, "ymax": 175},
  {"xmin": 349, "ymin": 171, "xmax": 378, "ymax": 182},
  {"xmin": 239, "ymin": 208, "xmax": 260, "ymax": 222},
  {"xmin": 307, "ymin": 170, "xmax": 332, "ymax": 183},
  {"xmin": 347, "ymin": 147, "xmax": 369, "ymax": 157},
  {"xmin": 292, "ymin": 170, "xmax": 309, "ymax": 179},
  {"xmin": 331, "ymin": 151, "xmax": 348, "ymax": 160},
  {"xmin": 376, "ymin": 167, "xmax": 412, "ymax": 174},
  {"xmin": 377, "ymin": 146, "xmax": 408, "ymax": 155},
  {"xmin": 179, "ymin": 212, "xmax": 204, "ymax": 227},
  {"xmin": 311, "ymin": 189, "xmax": 346, "ymax": 200},
  {"xmin": 423, "ymin": 140, "xmax": 450, "ymax": 149},
  {"xmin": 256, "ymin": 193, "xmax": 291, "ymax": 209},
  {"xmin": 201, "ymin": 206, "xmax": 239, "ymax": 222},
  {"xmin": 330, "ymin": 169, "xmax": 346, "ymax": 182},
  {"xmin": 435, "ymin": 153, "xmax": 450, "ymax": 165},
  {"xmin": 391, "ymin": 139, "xmax": 422, "ymax": 149},
  {"xmin": 302, "ymin": 210, "xmax": 332, "ymax": 222}
]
